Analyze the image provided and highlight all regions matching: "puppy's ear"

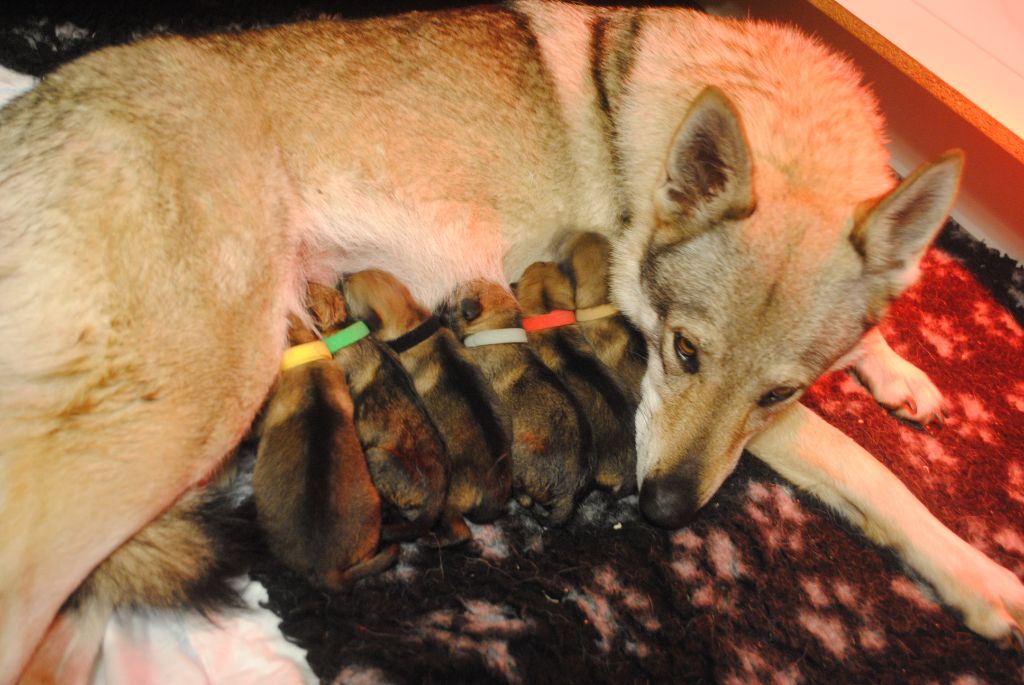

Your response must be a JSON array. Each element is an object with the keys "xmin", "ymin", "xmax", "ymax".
[
  {"xmin": 286, "ymin": 313, "xmax": 318, "ymax": 345},
  {"xmin": 340, "ymin": 275, "xmax": 382, "ymax": 329},
  {"xmin": 461, "ymin": 297, "xmax": 483, "ymax": 322},
  {"xmin": 853, "ymin": 150, "xmax": 962, "ymax": 305},
  {"xmin": 655, "ymin": 87, "xmax": 755, "ymax": 239},
  {"xmin": 305, "ymin": 283, "xmax": 347, "ymax": 330}
]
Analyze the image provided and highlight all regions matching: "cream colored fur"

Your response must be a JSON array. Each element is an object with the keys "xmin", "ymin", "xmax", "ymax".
[{"xmin": 0, "ymin": 2, "xmax": 1020, "ymax": 681}]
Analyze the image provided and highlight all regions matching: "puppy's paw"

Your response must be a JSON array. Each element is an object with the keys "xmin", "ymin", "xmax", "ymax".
[
  {"xmin": 848, "ymin": 331, "xmax": 945, "ymax": 425},
  {"xmin": 941, "ymin": 545, "xmax": 1024, "ymax": 649}
]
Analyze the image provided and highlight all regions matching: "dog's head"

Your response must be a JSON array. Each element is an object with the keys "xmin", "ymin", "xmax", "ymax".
[
  {"xmin": 445, "ymin": 279, "xmax": 521, "ymax": 339},
  {"xmin": 342, "ymin": 269, "xmax": 430, "ymax": 338},
  {"xmin": 612, "ymin": 87, "xmax": 962, "ymax": 528}
]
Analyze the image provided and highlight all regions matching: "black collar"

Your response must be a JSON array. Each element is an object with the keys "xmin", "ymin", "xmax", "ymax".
[{"xmin": 387, "ymin": 316, "xmax": 442, "ymax": 353}]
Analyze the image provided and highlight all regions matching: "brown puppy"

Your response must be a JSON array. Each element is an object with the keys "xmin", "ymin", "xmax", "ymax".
[
  {"xmin": 344, "ymin": 270, "xmax": 513, "ymax": 544},
  {"xmin": 305, "ymin": 284, "xmax": 450, "ymax": 544},
  {"xmin": 445, "ymin": 279, "xmax": 590, "ymax": 526},
  {"xmin": 561, "ymin": 231, "xmax": 647, "ymax": 403},
  {"xmin": 254, "ymin": 310, "xmax": 398, "ymax": 591},
  {"xmin": 516, "ymin": 262, "xmax": 637, "ymax": 495}
]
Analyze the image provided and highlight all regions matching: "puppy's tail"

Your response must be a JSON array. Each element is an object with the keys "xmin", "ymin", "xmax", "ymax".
[{"xmin": 64, "ymin": 484, "xmax": 257, "ymax": 616}]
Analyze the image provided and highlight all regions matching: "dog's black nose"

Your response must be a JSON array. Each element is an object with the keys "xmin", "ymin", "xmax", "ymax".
[{"xmin": 639, "ymin": 474, "xmax": 699, "ymax": 529}]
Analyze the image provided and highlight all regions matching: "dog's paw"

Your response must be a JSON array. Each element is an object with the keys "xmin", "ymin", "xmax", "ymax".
[
  {"xmin": 941, "ymin": 545, "xmax": 1024, "ymax": 649},
  {"xmin": 849, "ymin": 336, "xmax": 946, "ymax": 425}
]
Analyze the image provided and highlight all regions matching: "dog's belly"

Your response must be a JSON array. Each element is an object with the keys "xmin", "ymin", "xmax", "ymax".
[{"xmin": 217, "ymin": 12, "xmax": 620, "ymax": 304}]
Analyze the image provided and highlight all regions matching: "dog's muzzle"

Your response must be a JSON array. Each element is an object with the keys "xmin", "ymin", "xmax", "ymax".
[{"xmin": 638, "ymin": 470, "xmax": 701, "ymax": 529}]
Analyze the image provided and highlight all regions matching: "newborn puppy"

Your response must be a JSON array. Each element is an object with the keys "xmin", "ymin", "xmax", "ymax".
[
  {"xmin": 306, "ymin": 283, "xmax": 449, "ymax": 544},
  {"xmin": 254, "ymin": 307, "xmax": 398, "ymax": 591},
  {"xmin": 445, "ymin": 279, "xmax": 590, "ymax": 526},
  {"xmin": 560, "ymin": 231, "xmax": 647, "ymax": 402},
  {"xmin": 516, "ymin": 262, "xmax": 637, "ymax": 495},
  {"xmin": 344, "ymin": 270, "xmax": 513, "ymax": 544}
]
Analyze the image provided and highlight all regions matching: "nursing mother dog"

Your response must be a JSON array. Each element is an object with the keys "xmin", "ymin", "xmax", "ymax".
[{"xmin": 2, "ymin": 1, "xmax": 1023, "ymax": 680}]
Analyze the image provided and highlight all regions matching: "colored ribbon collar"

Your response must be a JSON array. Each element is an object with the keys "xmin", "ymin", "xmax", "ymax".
[
  {"xmin": 281, "ymin": 320, "xmax": 371, "ymax": 371},
  {"xmin": 463, "ymin": 327, "xmax": 529, "ymax": 348},
  {"xmin": 575, "ymin": 303, "xmax": 620, "ymax": 322},
  {"xmin": 388, "ymin": 316, "xmax": 442, "ymax": 353},
  {"xmin": 281, "ymin": 340, "xmax": 331, "ymax": 371},
  {"xmin": 323, "ymin": 320, "xmax": 371, "ymax": 354},
  {"xmin": 521, "ymin": 309, "xmax": 576, "ymax": 332}
]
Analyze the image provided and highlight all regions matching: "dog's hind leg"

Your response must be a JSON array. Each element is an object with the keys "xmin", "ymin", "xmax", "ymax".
[
  {"xmin": 749, "ymin": 403, "xmax": 1024, "ymax": 647},
  {"xmin": 842, "ymin": 328, "xmax": 946, "ymax": 425},
  {"xmin": 1, "ymin": 404, "xmax": 262, "ymax": 684}
]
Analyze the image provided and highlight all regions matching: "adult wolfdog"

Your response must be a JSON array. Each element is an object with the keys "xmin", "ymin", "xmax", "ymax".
[{"xmin": 1, "ymin": 1, "xmax": 1021, "ymax": 680}]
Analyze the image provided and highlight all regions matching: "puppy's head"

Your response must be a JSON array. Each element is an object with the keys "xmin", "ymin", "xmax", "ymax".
[
  {"xmin": 561, "ymin": 231, "xmax": 613, "ymax": 309},
  {"xmin": 285, "ymin": 284, "xmax": 348, "ymax": 346},
  {"xmin": 611, "ymin": 87, "xmax": 962, "ymax": 528},
  {"xmin": 342, "ymin": 269, "xmax": 431, "ymax": 339},
  {"xmin": 445, "ymin": 279, "xmax": 521, "ymax": 339},
  {"xmin": 306, "ymin": 283, "xmax": 348, "ymax": 332},
  {"xmin": 515, "ymin": 262, "xmax": 576, "ymax": 317}
]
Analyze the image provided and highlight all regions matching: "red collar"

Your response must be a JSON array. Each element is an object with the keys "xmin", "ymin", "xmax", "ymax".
[{"xmin": 521, "ymin": 309, "xmax": 577, "ymax": 332}]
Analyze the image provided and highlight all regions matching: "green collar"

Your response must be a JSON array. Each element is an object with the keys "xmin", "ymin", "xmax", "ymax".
[{"xmin": 323, "ymin": 321, "xmax": 371, "ymax": 354}]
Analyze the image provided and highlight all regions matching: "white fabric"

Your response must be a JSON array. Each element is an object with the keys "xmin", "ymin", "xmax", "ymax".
[
  {"xmin": 0, "ymin": 64, "xmax": 36, "ymax": 106},
  {"xmin": 92, "ymin": 577, "xmax": 316, "ymax": 685}
]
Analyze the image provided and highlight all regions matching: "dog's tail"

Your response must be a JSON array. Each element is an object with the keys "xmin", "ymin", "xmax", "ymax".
[{"xmin": 63, "ymin": 482, "xmax": 257, "ymax": 616}]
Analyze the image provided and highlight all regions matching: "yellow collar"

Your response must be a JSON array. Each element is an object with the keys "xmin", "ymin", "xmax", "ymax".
[{"xmin": 280, "ymin": 340, "xmax": 332, "ymax": 371}]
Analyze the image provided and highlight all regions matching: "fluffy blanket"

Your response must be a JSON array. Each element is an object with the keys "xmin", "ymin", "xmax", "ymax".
[{"xmin": 2, "ymin": 4, "xmax": 1023, "ymax": 683}]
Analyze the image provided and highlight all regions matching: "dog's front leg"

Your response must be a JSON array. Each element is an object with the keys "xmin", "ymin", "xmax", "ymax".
[
  {"xmin": 841, "ymin": 328, "xmax": 945, "ymax": 425},
  {"xmin": 748, "ymin": 403, "xmax": 1024, "ymax": 646}
]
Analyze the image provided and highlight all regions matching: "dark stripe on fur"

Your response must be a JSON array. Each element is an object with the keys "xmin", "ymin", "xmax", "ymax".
[
  {"xmin": 553, "ymin": 332, "xmax": 633, "ymax": 422},
  {"xmin": 530, "ymin": 348, "xmax": 595, "ymax": 457},
  {"xmin": 436, "ymin": 336, "xmax": 509, "ymax": 462},
  {"xmin": 597, "ymin": 9, "xmax": 643, "ymax": 230},
  {"xmin": 375, "ymin": 339, "xmax": 450, "ymax": 454},
  {"xmin": 590, "ymin": 16, "xmax": 612, "ymax": 125},
  {"xmin": 502, "ymin": 4, "xmax": 561, "ymax": 115},
  {"xmin": 301, "ymin": 369, "xmax": 339, "ymax": 557},
  {"xmin": 639, "ymin": 235, "xmax": 679, "ymax": 319}
]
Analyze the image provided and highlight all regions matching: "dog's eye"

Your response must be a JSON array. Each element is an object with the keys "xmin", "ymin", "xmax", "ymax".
[
  {"xmin": 674, "ymin": 332, "xmax": 699, "ymax": 374},
  {"xmin": 461, "ymin": 297, "xmax": 483, "ymax": 322},
  {"xmin": 758, "ymin": 386, "xmax": 796, "ymax": 407}
]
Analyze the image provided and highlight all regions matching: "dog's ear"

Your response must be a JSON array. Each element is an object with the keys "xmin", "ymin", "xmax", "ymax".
[
  {"xmin": 460, "ymin": 297, "xmax": 483, "ymax": 322},
  {"xmin": 655, "ymin": 87, "xmax": 755, "ymax": 237},
  {"xmin": 339, "ymin": 275, "xmax": 383, "ymax": 329},
  {"xmin": 305, "ymin": 283, "xmax": 347, "ymax": 330},
  {"xmin": 852, "ymin": 150, "xmax": 963, "ymax": 303}
]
